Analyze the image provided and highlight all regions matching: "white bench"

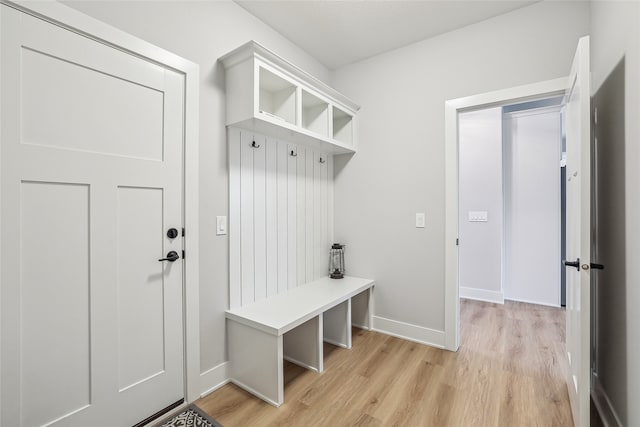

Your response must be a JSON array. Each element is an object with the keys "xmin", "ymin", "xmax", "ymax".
[{"xmin": 225, "ymin": 276, "xmax": 375, "ymax": 406}]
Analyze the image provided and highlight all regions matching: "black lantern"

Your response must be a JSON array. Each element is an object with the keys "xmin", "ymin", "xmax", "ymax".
[{"xmin": 329, "ymin": 243, "xmax": 345, "ymax": 279}]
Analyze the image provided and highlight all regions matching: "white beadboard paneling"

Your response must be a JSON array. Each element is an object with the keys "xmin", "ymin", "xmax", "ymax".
[
  {"xmin": 229, "ymin": 128, "xmax": 334, "ymax": 307},
  {"xmin": 297, "ymin": 148, "xmax": 308, "ymax": 286},
  {"xmin": 328, "ymin": 156, "xmax": 334, "ymax": 255},
  {"xmin": 313, "ymin": 153, "xmax": 323, "ymax": 279},
  {"xmin": 305, "ymin": 149, "xmax": 314, "ymax": 283},
  {"xmin": 229, "ymin": 128, "xmax": 241, "ymax": 308},
  {"xmin": 287, "ymin": 143, "xmax": 297, "ymax": 290},
  {"xmin": 265, "ymin": 138, "xmax": 278, "ymax": 298},
  {"xmin": 240, "ymin": 131, "xmax": 255, "ymax": 305},
  {"xmin": 276, "ymin": 141, "xmax": 289, "ymax": 294},
  {"xmin": 253, "ymin": 135, "xmax": 267, "ymax": 302},
  {"xmin": 321, "ymin": 156, "xmax": 329, "ymax": 277}
]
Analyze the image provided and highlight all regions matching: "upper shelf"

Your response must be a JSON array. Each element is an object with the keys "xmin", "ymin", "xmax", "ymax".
[{"xmin": 219, "ymin": 41, "xmax": 360, "ymax": 154}]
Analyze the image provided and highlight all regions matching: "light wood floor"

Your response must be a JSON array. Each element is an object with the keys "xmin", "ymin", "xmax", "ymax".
[{"xmin": 196, "ymin": 299, "xmax": 573, "ymax": 426}]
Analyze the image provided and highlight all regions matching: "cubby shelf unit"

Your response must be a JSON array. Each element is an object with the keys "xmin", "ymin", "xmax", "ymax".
[{"xmin": 219, "ymin": 41, "xmax": 360, "ymax": 154}]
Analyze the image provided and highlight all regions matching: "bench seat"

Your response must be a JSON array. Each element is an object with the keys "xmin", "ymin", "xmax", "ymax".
[{"xmin": 225, "ymin": 276, "xmax": 374, "ymax": 406}]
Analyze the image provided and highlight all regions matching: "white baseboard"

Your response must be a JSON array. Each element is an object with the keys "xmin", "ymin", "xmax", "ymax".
[
  {"xmin": 199, "ymin": 361, "xmax": 230, "ymax": 398},
  {"xmin": 592, "ymin": 374, "xmax": 623, "ymax": 427},
  {"xmin": 460, "ymin": 286, "xmax": 504, "ymax": 304},
  {"xmin": 503, "ymin": 296, "xmax": 560, "ymax": 308},
  {"xmin": 372, "ymin": 315, "xmax": 445, "ymax": 349},
  {"xmin": 283, "ymin": 356, "xmax": 320, "ymax": 372},
  {"xmin": 352, "ymin": 323, "xmax": 371, "ymax": 330}
]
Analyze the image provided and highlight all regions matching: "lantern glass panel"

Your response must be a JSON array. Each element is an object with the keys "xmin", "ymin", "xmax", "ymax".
[{"xmin": 329, "ymin": 243, "xmax": 345, "ymax": 279}]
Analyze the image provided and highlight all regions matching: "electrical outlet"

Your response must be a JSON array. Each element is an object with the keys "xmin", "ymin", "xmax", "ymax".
[{"xmin": 416, "ymin": 213, "xmax": 425, "ymax": 228}]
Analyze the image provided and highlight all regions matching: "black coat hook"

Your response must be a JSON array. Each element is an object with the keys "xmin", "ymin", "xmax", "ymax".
[
  {"xmin": 319, "ymin": 157, "xmax": 326, "ymax": 164},
  {"xmin": 251, "ymin": 140, "xmax": 260, "ymax": 148},
  {"xmin": 290, "ymin": 150, "xmax": 297, "ymax": 157}
]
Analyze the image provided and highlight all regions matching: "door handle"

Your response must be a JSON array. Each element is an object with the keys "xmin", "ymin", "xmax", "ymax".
[
  {"xmin": 591, "ymin": 262, "xmax": 604, "ymax": 270},
  {"xmin": 564, "ymin": 258, "xmax": 580, "ymax": 271},
  {"xmin": 158, "ymin": 251, "xmax": 179, "ymax": 262}
]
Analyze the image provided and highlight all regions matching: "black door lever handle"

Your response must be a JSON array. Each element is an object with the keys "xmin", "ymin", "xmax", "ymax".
[
  {"xmin": 591, "ymin": 262, "xmax": 605, "ymax": 270},
  {"xmin": 158, "ymin": 251, "xmax": 179, "ymax": 262},
  {"xmin": 563, "ymin": 258, "xmax": 580, "ymax": 271}
]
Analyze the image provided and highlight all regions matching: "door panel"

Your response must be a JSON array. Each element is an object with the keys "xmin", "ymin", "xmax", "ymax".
[
  {"xmin": 1, "ymin": 6, "xmax": 185, "ymax": 426},
  {"xmin": 20, "ymin": 47, "xmax": 164, "ymax": 160},
  {"xmin": 564, "ymin": 36, "xmax": 591, "ymax": 427},
  {"xmin": 20, "ymin": 182, "xmax": 91, "ymax": 427},
  {"xmin": 116, "ymin": 186, "xmax": 166, "ymax": 391}
]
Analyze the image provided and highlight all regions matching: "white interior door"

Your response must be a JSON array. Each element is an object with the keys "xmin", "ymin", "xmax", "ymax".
[
  {"xmin": 563, "ymin": 35, "xmax": 591, "ymax": 427},
  {"xmin": 1, "ymin": 6, "xmax": 185, "ymax": 426}
]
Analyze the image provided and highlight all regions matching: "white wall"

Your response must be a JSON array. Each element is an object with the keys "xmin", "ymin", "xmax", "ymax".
[
  {"xmin": 62, "ymin": 0, "xmax": 331, "ymax": 393},
  {"xmin": 331, "ymin": 1, "xmax": 590, "ymax": 341},
  {"xmin": 591, "ymin": 1, "xmax": 640, "ymax": 425},
  {"xmin": 503, "ymin": 108, "xmax": 561, "ymax": 307},
  {"xmin": 458, "ymin": 107, "xmax": 503, "ymax": 303}
]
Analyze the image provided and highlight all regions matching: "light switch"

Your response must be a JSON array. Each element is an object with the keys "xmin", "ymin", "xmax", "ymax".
[
  {"xmin": 468, "ymin": 211, "xmax": 488, "ymax": 222},
  {"xmin": 416, "ymin": 213, "xmax": 425, "ymax": 228},
  {"xmin": 216, "ymin": 216, "xmax": 227, "ymax": 235}
]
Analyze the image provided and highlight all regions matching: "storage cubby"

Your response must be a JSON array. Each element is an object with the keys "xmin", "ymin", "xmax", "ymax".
[
  {"xmin": 259, "ymin": 67, "xmax": 296, "ymax": 125},
  {"xmin": 301, "ymin": 90, "xmax": 329, "ymax": 137},
  {"xmin": 332, "ymin": 106, "xmax": 353, "ymax": 146},
  {"xmin": 220, "ymin": 41, "xmax": 359, "ymax": 154}
]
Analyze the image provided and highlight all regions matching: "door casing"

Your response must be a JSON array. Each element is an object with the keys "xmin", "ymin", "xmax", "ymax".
[{"xmin": 444, "ymin": 77, "xmax": 567, "ymax": 351}]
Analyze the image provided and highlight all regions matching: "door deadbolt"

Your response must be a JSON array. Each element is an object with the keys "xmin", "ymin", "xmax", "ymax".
[{"xmin": 167, "ymin": 228, "xmax": 179, "ymax": 239}]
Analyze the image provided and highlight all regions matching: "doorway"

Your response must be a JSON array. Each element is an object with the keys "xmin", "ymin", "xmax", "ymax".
[
  {"xmin": 443, "ymin": 77, "xmax": 567, "ymax": 351},
  {"xmin": 457, "ymin": 98, "xmax": 564, "ymax": 307}
]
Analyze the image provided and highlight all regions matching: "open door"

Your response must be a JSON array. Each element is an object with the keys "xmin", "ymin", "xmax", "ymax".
[{"xmin": 563, "ymin": 35, "xmax": 591, "ymax": 427}]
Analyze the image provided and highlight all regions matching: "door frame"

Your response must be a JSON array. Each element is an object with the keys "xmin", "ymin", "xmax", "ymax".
[
  {"xmin": 444, "ymin": 77, "xmax": 566, "ymax": 351},
  {"xmin": 0, "ymin": 0, "xmax": 202, "ymax": 404}
]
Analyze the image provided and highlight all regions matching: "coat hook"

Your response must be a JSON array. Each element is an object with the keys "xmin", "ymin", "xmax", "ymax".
[
  {"xmin": 319, "ymin": 157, "xmax": 326, "ymax": 164},
  {"xmin": 251, "ymin": 140, "xmax": 260, "ymax": 148},
  {"xmin": 290, "ymin": 150, "xmax": 297, "ymax": 157}
]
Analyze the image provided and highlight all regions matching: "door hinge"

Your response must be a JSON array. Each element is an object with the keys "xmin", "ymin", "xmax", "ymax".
[
  {"xmin": 456, "ymin": 238, "xmax": 459, "ymax": 246},
  {"xmin": 182, "ymin": 227, "xmax": 185, "ymax": 237},
  {"xmin": 182, "ymin": 250, "xmax": 185, "ymax": 260}
]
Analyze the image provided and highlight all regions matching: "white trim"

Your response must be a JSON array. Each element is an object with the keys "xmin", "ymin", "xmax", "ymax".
[
  {"xmin": 352, "ymin": 323, "xmax": 372, "ymax": 331},
  {"xmin": 444, "ymin": 77, "xmax": 567, "ymax": 352},
  {"xmin": 372, "ymin": 316, "xmax": 445, "ymax": 349},
  {"xmin": 459, "ymin": 287, "xmax": 504, "ymax": 304},
  {"xmin": 2, "ymin": 0, "xmax": 202, "ymax": 404},
  {"xmin": 591, "ymin": 374, "xmax": 623, "ymax": 427},
  {"xmin": 229, "ymin": 379, "xmax": 282, "ymax": 407},
  {"xmin": 219, "ymin": 40, "xmax": 359, "ymax": 113},
  {"xmin": 503, "ymin": 297, "xmax": 560, "ymax": 308},
  {"xmin": 199, "ymin": 362, "xmax": 230, "ymax": 398},
  {"xmin": 283, "ymin": 356, "xmax": 321, "ymax": 372},
  {"xmin": 323, "ymin": 338, "xmax": 349, "ymax": 348}
]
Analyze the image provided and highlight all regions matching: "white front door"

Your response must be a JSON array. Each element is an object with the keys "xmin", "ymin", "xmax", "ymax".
[
  {"xmin": 1, "ymin": 6, "xmax": 185, "ymax": 426},
  {"xmin": 564, "ymin": 35, "xmax": 591, "ymax": 427}
]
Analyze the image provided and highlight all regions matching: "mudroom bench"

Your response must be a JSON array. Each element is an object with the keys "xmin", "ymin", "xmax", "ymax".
[{"xmin": 225, "ymin": 276, "xmax": 374, "ymax": 406}]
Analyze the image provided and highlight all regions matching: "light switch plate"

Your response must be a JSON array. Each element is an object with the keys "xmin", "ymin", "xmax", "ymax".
[
  {"xmin": 468, "ymin": 211, "xmax": 488, "ymax": 222},
  {"xmin": 216, "ymin": 216, "xmax": 227, "ymax": 235},
  {"xmin": 416, "ymin": 213, "xmax": 425, "ymax": 228}
]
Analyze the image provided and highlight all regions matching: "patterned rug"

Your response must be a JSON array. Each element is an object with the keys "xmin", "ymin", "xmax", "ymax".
[{"xmin": 156, "ymin": 404, "xmax": 223, "ymax": 427}]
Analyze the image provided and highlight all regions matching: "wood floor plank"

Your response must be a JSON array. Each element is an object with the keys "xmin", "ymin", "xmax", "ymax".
[{"xmin": 196, "ymin": 299, "xmax": 574, "ymax": 426}]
